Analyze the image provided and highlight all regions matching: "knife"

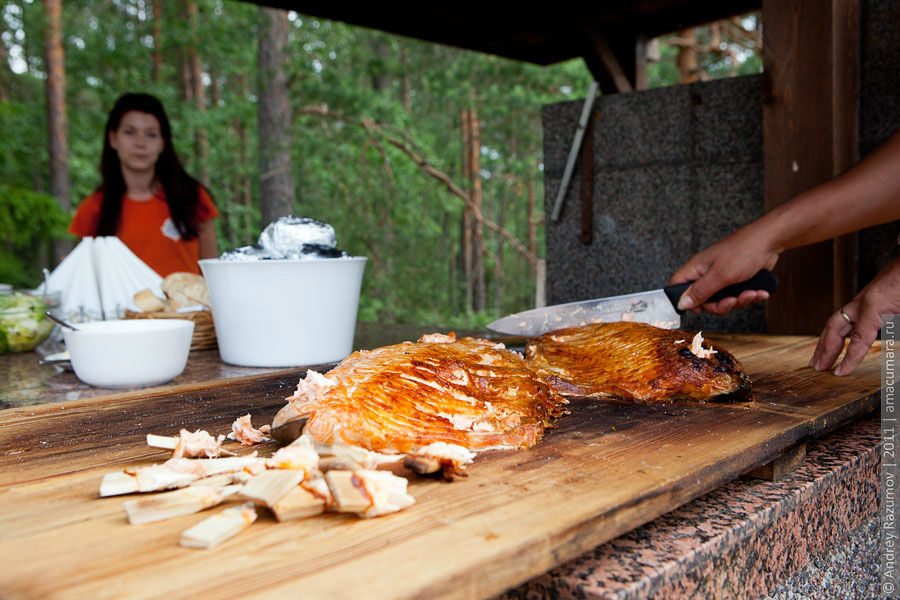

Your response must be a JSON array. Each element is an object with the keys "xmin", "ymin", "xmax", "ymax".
[{"xmin": 486, "ymin": 270, "xmax": 778, "ymax": 336}]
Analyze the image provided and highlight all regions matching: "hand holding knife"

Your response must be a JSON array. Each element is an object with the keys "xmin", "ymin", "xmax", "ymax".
[{"xmin": 487, "ymin": 270, "xmax": 778, "ymax": 336}]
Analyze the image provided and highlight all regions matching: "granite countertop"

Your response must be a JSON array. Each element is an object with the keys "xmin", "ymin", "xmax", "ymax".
[
  {"xmin": 0, "ymin": 347, "xmax": 274, "ymax": 408},
  {"xmin": 502, "ymin": 411, "xmax": 881, "ymax": 599}
]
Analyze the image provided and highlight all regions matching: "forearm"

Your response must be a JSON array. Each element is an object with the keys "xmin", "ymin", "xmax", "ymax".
[
  {"xmin": 669, "ymin": 129, "xmax": 900, "ymax": 310},
  {"xmin": 759, "ymin": 129, "xmax": 900, "ymax": 253}
]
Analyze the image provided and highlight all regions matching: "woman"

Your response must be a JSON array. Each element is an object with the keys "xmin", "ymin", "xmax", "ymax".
[{"xmin": 69, "ymin": 93, "xmax": 218, "ymax": 277}]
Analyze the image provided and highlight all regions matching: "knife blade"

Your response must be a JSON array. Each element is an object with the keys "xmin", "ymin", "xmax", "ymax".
[{"xmin": 486, "ymin": 270, "xmax": 778, "ymax": 336}]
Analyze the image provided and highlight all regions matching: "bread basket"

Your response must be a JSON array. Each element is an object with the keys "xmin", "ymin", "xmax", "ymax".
[{"xmin": 123, "ymin": 309, "xmax": 217, "ymax": 351}]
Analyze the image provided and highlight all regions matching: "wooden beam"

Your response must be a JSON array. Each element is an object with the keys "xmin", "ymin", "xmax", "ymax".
[
  {"xmin": 634, "ymin": 34, "xmax": 650, "ymax": 91},
  {"xmin": 581, "ymin": 30, "xmax": 636, "ymax": 94},
  {"xmin": 762, "ymin": 0, "xmax": 860, "ymax": 334}
]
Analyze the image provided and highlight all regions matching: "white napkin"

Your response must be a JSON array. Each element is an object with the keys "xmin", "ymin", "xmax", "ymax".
[
  {"xmin": 46, "ymin": 236, "xmax": 163, "ymax": 322},
  {"xmin": 47, "ymin": 238, "xmax": 103, "ymax": 322}
]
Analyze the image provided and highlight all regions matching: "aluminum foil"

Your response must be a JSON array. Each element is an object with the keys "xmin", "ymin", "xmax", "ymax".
[
  {"xmin": 220, "ymin": 216, "xmax": 349, "ymax": 261},
  {"xmin": 219, "ymin": 245, "xmax": 270, "ymax": 262}
]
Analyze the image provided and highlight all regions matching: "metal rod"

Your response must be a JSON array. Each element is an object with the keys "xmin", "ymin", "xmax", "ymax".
[{"xmin": 551, "ymin": 81, "xmax": 599, "ymax": 222}]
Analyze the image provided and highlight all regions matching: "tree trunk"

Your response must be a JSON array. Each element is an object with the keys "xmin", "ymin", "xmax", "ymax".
[
  {"xmin": 494, "ymin": 185, "xmax": 507, "ymax": 313},
  {"xmin": 210, "ymin": 68, "xmax": 220, "ymax": 106},
  {"xmin": 151, "ymin": 0, "xmax": 163, "ymax": 83},
  {"xmin": 527, "ymin": 177, "xmax": 537, "ymax": 257},
  {"xmin": 371, "ymin": 39, "xmax": 391, "ymax": 92},
  {"xmin": 240, "ymin": 122, "xmax": 253, "ymax": 242},
  {"xmin": 0, "ymin": 20, "xmax": 10, "ymax": 102},
  {"xmin": 400, "ymin": 46, "xmax": 411, "ymax": 112},
  {"xmin": 444, "ymin": 210, "xmax": 457, "ymax": 313},
  {"xmin": 232, "ymin": 72, "xmax": 253, "ymax": 244},
  {"xmin": 675, "ymin": 28, "xmax": 700, "ymax": 83},
  {"xmin": 180, "ymin": 0, "xmax": 209, "ymax": 186},
  {"xmin": 467, "ymin": 106, "xmax": 486, "ymax": 312},
  {"xmin": 527, "ymin": 176, "xmax": 543, "ymax": 307},
  {"xmin": 257, "ymin": 6, "xmax": 295, "ymax": 225},
  {"xmin": 460, "ymin": 108, "xmax": 474, "ymax": 312},
  {"xmin": 43, "ymin": 0, "xmax": 72, "ymax": 262}
]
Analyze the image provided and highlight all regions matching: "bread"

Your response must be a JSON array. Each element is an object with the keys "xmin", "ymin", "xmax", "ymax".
[
  {"xmin": 133, "ymin": 288, "xmax": 166, "ymax": 312},
  {"xmin": 161, "ymin": 272, "xmax": 210, "ymax": 309}
]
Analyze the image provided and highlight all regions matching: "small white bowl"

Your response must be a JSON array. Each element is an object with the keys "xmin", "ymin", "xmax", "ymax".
[{"xmin": 63, "ymin": 319, "xmax": 194, "ymax": 388}]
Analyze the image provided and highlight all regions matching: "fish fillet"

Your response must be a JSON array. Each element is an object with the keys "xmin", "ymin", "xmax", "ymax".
[
  {"xmin": 273, "ymin": 333, "xmax": 567, "ymax": 453},
  {"xmin": 525, "ymin": 322, "xmax": 751, "ymax": 402}
]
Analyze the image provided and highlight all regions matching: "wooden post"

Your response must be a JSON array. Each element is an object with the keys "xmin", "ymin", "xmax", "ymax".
[
  {"xmin": 762, "ymin": 0, "xmax": 859, "ymax": 334},
  {"xmin": 831, "ymin": 0, "xmax": 860, "ymax": 313}
]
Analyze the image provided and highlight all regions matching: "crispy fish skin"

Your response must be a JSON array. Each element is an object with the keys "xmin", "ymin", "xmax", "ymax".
[
  {"xmin": 274, "ymin": 335, "xmax": 567, "ymax": 453},
  {"xmin": 525, "ymin": 322, "xmax": 751, "ymax": 403}
]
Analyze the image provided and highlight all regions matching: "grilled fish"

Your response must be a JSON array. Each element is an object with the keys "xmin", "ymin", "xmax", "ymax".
[
  {"xmin": 273, "ymin": 333, "xmax": 567, "ymax": 453},
  {"xmin": 525, "ymin": 322, "xmax": 751, "ymax": 402}
]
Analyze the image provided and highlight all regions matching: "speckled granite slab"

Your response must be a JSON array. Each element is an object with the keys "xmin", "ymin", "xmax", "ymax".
[
  {"xmin": 501, "ymin": 412, "xmax": 880, "ymax": 599},
  {"xmin": 541, "ymin": 75, "xmax": 766, "ymax": 335}
]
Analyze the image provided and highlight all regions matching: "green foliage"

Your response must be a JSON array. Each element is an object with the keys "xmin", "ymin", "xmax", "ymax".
[
  {"xmin": 0, "ymin": 2, "xmax": 760, "ymax": 328},
  {"xmin": 0, "ymin": 185, "xmax": 69, "ymax": 287}
]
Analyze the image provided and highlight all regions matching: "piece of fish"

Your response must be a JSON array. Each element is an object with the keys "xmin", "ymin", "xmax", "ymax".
[
  {"xmin": 273, "ymin": 333, "xmax": 567, "ymax": 453},
  {"xmin": 229, "ymin": 414, "xmax": 271, "ymax": 446},
  {"xmin": 525, "ymin": 322, "xmax": 751, "ymax": 403}
]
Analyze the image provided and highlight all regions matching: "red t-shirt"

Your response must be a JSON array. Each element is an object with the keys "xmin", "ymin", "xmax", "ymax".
[{"xmin": 68, "ymin": 187, "xmax": 218, "ymax": 277}]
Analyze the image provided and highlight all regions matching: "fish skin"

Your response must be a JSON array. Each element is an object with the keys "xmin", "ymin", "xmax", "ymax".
[
  {"xmin": 525, "ymin": 322, "xmax": 752, "ymax": 403},
  {"xmin": 273, "ymin": 335, "xmax": 568, "ymax": 453}
]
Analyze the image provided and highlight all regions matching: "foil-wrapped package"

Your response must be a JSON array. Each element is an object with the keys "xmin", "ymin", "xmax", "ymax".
[
  {"xmin": 259, "ymin": 216, "xmax": 337, "ymax": 256},
  {"xmin": 283, "ymin": 243, "xmax": 348, "ymax": 260},
  {"xmin": 220, "ymin": 245, "xmax": 270, "ymax": 261},
  {"xmin": 220, "ymin": 216, "xmax": 349, "ymax": 261}
]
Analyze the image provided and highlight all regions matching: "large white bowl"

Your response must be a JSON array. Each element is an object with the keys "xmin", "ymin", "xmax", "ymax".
[
  {"xmin": 63, "ymin": 319, "xmax": 194, "ymax": 388},
  {"xmin": 199, "ymin": 257, "xmax": 367, "ymax": 367}
]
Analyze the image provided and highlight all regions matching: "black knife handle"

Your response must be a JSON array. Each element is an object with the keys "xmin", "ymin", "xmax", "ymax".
[{"xmin": 663, "ymin": 269, "xmax": 778, "ymax": 314}]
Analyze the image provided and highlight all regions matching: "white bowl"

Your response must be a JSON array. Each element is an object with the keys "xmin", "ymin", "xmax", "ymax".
[
  {"xmin": 199, "ymin": 257, "xmax": 367, "ymax": 367},
  {"xmin": 63, "ymin": 319, "xmax": 194, "ymax": 388}
]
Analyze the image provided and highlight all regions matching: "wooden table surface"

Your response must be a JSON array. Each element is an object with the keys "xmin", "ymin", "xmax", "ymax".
[{"xmin": 0, "ymin": 333, "xmax": 881, "ymax": 600}]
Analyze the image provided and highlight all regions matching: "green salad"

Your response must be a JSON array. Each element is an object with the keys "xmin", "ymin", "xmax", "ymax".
[{"xmin": 0, "ymin": 292, "xmax": 54, "ymax": 353}]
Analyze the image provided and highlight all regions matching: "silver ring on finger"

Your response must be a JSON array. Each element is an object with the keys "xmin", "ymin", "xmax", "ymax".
[{"xmin": 839, "ymin": 308, "xmax": 854, "ymax": 326}]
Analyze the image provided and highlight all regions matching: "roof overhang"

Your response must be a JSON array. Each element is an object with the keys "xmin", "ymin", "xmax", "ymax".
[{"xmin": 243, "ymin": 2, "xmax": 760, "ymax": 91}]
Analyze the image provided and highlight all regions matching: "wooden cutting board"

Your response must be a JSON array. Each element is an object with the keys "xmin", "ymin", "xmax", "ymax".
[{"xmin": 0, "ymin": 334, "xmax": 880, "ymax": 600}]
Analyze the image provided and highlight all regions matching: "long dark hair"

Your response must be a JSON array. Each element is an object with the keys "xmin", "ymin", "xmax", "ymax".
[{"xmin": 95, "ymin": 93, "xmax": 208, "ymax": 240}]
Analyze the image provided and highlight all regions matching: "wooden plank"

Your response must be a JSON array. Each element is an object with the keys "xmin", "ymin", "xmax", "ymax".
[
  {"xmin": 0, "ymin": 368, "xmax": 304, "ymax": 487},
  {"xmin": 762, "ymin": 0, "xmax": 861, "ymax": 334},
  {"xmin": 0, "ymin": 335, "xmax": 880, "ymax": 600}
]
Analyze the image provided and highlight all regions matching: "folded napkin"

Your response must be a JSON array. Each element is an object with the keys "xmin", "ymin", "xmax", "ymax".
[{"xmin": 47, "ymin": 237, "xmax": 163, "ymax": 322}]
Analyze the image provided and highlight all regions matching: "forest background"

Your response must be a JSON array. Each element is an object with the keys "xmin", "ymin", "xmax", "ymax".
[{"xmin": 0, "ymin": 0, "xmax": 762, "ymax": 328}]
